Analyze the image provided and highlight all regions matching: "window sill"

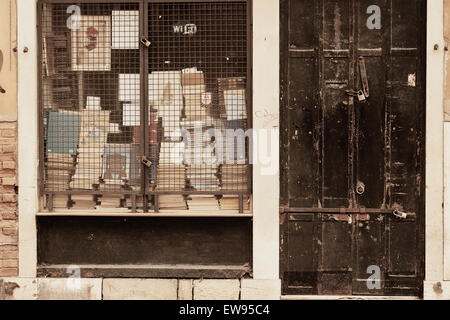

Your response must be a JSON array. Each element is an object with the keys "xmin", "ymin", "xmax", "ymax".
[
  {"xmin": 36, "ymin": 209, "xmax": 253, "ymax": 218},
  {"xmin": 37, "ymin": 264, "xmax": 252, "ymax": 279}
]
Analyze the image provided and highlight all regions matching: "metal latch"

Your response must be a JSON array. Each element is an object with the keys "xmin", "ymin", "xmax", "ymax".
[
  {"xmin": 357, "ymin": 207, "xmax": 370, "ymax": 222},
  {"xmin": 141, "ymin": 37, "xmax": 151, "ymax": 47},
  {"xmin": 339, "ymin": 208, "xmax": 352, "ymax": 224},
  {"xmin": 393, "ymin": 209, "xmax": 408, "ymax": 219},
  {"xmin": 345, "ymin": 57, "xmax": 370, "ymax": 103},
  {"xmin": 358, "ymin": 56, "xmax": 370, "ymax": 99},
  {"xmin": 142, "ymin": 156, "xmax": 152, "ymax": 167},
  {"xmin": 346, "ymin": 89, "xmax": 366, "ymax": 102}
]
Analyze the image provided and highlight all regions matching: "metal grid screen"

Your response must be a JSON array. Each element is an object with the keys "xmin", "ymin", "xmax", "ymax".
[{"xmin": 39, "ymin": 1, "xmax": 251, "ymax": 213}]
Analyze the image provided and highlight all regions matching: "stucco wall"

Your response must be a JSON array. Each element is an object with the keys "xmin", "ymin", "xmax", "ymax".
[
  {"xmin": 0, "ymin": 0, "xmax": 17, "ymax": 121},
  {"xmin": 0, "ymin": 0, "xmax": 18, "ymax": 278}
]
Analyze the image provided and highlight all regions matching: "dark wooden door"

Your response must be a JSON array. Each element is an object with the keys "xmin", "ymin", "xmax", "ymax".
[{"xmin": 280, "ymin": 0, "xmax": 425, "ymax": 296}]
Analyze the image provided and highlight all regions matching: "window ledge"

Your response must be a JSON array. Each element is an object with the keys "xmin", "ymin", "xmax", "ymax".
[{"xmin": 36, "ymin": 210, "xmax": 253, "ymax": 218}]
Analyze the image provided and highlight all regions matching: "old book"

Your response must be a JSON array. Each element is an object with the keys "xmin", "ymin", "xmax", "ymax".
[
  {"xmin": 219, "ymin": 195, "xmax": 251, "ymax": 211},
  {"xmin": 187, "ymin": 195, "xmax": 220, "ymax": 211},
  {"xmin": 149, "ymin": 71, "xmax": 183, "ymax": 108},
  {"xmin": 70, "ymin": 195, "xmax": 96, "ymax": 209},
  {"xmin": 112, "ymin": 10, "xmax": 139, "ymax": 50},
  {"xmin": 217, "ymin": 77, "xmax": 246, "ymax": 119},
  {"xmin": 71, "ymin": 16, "xmax": 111, "ymax": 71},
  {"xmin": 78, "ymin": 110, "xmax": 110, "ymax": 149},
  {"xmin": 158, "ymin": 194, "xmax": 187, "ymax": 210},
  {"xmin": 102, "ymin": 144, "xmax": 131, "ymax": 185},
  {"xmin": 224, "ymin": 89, "xmax": 247, "ymax": 121},
  {"xmin": 46, "ymin": 111, "xmax": 80, "ymax": 155}
]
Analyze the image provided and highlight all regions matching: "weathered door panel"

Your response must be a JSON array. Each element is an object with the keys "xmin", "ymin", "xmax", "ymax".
[
  {"xmin": 318, "ymin": 217, "xmax": 353, "ymax": 295},
  {"xmin": 280, "ymin": 0, "xmax": 425, "ymax": 296},
  {"xmin": 281, "ymin": 214, "xmax": 317, "ymax": 295},
  {"xmin": 353, "ymin": 216, "xmax": 385, "ymax": 295},
  {"xmin": 356, "ymin": 56, "xmax": 386, "ymax": 208},
  {"xmin": 288, "ymin": 58, "xmax": 319, "ymax": 207},
  {"xmin": 323, "ymin": 88, "xmax": 350, "ymax": 207}
]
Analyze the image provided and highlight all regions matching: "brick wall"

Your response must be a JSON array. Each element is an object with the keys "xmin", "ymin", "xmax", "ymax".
[{"xmin": 0, "ymin": 121, "xmax": 18, "ymax": 277}]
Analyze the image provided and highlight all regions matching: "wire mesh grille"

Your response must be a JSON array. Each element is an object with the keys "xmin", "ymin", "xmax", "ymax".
[{"xmin": 39, "ymin": 1, "xmax": 251, "ymax": 212}]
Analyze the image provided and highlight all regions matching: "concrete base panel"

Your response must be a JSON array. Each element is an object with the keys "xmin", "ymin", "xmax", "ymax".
[
  {"xmin": 178, "ymin": 279, "xmax": 193, "ymax": 300},
  {"xmin": 424, "ymin": 281, "xmax": 450, "ymax": 300},
  {"xmin": 37, "ymin": 278, "xmax": 102, "ymax": 300},
  {"xmin": 193, "ymin": 279, "xmax": 240, "ymax": 300},
  {"xmin": 241, "ymin": 279, "xmax": 281, "ymax": 300},
  {"xmin": 103, "ymin": 279, "xmax": 178, "ymax": 300},
  {"xmin": 0, "ymin": 278, "xmax": 37, "ymax": 300}
]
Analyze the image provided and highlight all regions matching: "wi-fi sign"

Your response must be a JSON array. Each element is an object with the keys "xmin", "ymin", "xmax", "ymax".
[{"xmin": 172, "ymin": 22, "xmax": 197, "ymax": 35}]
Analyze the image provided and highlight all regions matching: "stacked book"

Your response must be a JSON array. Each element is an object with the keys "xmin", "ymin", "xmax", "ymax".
[
  {"xmin": 100, "ymin": 143, "xmax": 131, "ymax": 190},
  {"xmin": 96, "ymin": 195, "xmax": 124, "ymax": 209},
  {"xmin": 71, "ymin": 110, "xmax": 110, "ymax": 190},
  {"xmin": 45, "ymin": 110, "xmax": 79, "ymax": 191},
  {"xmin": 70, "ymin": 195, "xmax": 96, "ymax": 210},
  {"xmin": 182, "ymin": 68, "xmax": 207, "ymax": 120},
  {"xmin": 52, "ymin": 195, "xmax": 70, "ymax": 209},
  {"xmin": 221, "ymin": 164, "xmax": 248, "ymax": 191},
  {"xmin": 158, "ymin": 194, "xmax": 187, "ymax": 210},
  {"xmin": 219, "ymin": 195, "xmax": 251, "ymax": 211},
  {"xmin": 46, "ymin": 153, "xmax": 75, "ymax": 191},
  {"xmin": 71, "ymin": 150, "xmax": 104, "ymax": 190},
  {"xmin": 187, "ymin": 195, "xmax": 220, "ymax": 211},
  {"xmin": 217, "ymin": 77, "xmax": 246, "ymax": 120},
  {"xmin": 184, "ymin": 126, "xmax": 220, "ymax": 191},
  {"xmin": 149, "ymin": 71, "xmax": 183, "ymax": 139},
  {"xmin": 187, "ymin": 165, "xmax": 220, "ymax": 191},
  {"xmin": 156, "ymin": 142, "xmax": 186, "ymax": 191}
]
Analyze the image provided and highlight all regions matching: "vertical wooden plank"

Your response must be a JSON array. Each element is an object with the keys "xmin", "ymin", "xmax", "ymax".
[
  {"xmin": 321, "ymin": 0, "xmax": 352, "ymax": 208},
  {"xmin": 385, "ymin": 0, "xmax": 425, "ymax": 295},
  {"xmin": 286, "ymin": 0, "xmax": 319, "ymax": 207},
  {"xmin": 288, "ymin": 58, "xmax": 318, "ymax": 207},
  {"xmin": 355, "ymin": 0, "xmax": 386, "ymax": 208},
  {"xmin": 279, "ymin": 0, "xmax": 289, "ymax": 206},
  {"xmin": 353, "ymin": 0, "xmax": 388, "ymax": 296}
]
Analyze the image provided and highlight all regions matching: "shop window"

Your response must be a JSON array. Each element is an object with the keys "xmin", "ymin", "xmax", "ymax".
[{"xmin": 39, "ymin": 1, "xmax": 252, "ymax": 213}]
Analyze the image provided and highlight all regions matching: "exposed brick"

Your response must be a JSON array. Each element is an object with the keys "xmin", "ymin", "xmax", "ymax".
[
  {"xmin": 0, "ymin": 122, "xmax": 19, "ymax": 284},
  {"xmin": 2, "ymin": 177, "xmax": 16, "ymax": 186},
  {"xmin": 1, "ymin": 129, "xmax": 16, "ymax": 138},
  {"xmin": 2, "ymin": 194, "xmax": 16, "ymax": 203},
  {"xmin": 0, "ymin": 169, "xmax": 16, "ymax": 178},
  {"xmin": 2, "ymin": 228, "xmax": 17, "ymax": 236},
  {"xmin": 0, "ymin": 244, "xmax": 18, "ymax": 251},
  {"xmin": 0, "ymin": 251, "xmax": 18, "ymax": 259},
  {"xmin": 2, "ymin": 161, "xmax": 15, "ymax": 170},
  {"xmin": 0, "ymin": 234, "xmax": 18, "ymax": 245},
  {"xmin": 0, "ymin": 139, "xmax": 16, "ymax": 147},
  {"xmin": 0, "ymin": 122, "xmax": 17, "ymax": 130},
  {"xmin": 0, "ymin": 186, "xmax": 16, "ymax": 194},
  {"xmin": 0, "ymin": 154, "xmax": 15, "ymax": 162},
  {"xmin": 0, "ymin": 268, "xmax": 18, "ymax": 277},
  {"xmin": 0, "ymin": 259, "xmax": 18, "ymax": 268},
  {"xmin": 0, "ymin": 220, "xmax": 16, "ymax": 228},
  {"xmin": 2, "ymin": 211, "xmax": 17, "ymax": 220},
  {"xmin": 2, "ymin": 144, "xmax": 16, "ymax": 154}
]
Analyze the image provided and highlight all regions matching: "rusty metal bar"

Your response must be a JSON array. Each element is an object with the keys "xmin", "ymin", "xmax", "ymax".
[
  {"xmin": 238, "ymin": 194, "xmax": 243, "ymax": 213},
  {"xmin": 281, "ymin": 207, "xmax": 397, "ymax": 214}
]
